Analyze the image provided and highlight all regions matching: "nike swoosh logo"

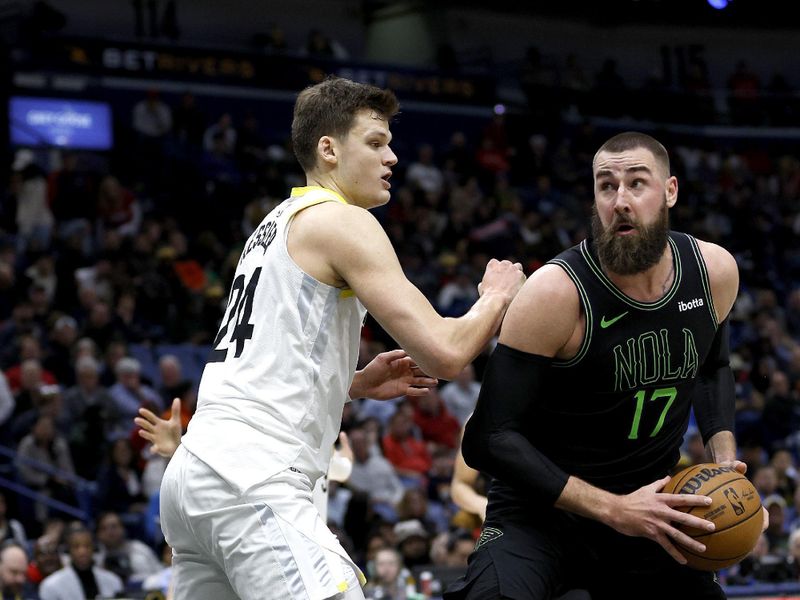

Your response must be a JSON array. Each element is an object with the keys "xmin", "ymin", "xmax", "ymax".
[{"xmin": 600, "ymin": 311, "xmax": 629, "ymax": 328}]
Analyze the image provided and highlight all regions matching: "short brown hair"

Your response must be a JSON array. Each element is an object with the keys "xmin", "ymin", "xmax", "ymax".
[
  {"xmin": 291, "ymin": 76, "xmax": 399, "ymax": 172},
  {"xmin": 593, "ymin": 131, "xmax": 671, "ymax": 177}
]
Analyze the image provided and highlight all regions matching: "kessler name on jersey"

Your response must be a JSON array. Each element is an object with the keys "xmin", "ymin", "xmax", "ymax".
[{"xmin": 239, "ymin": 219, "xmax": 277, "ymax": 265}]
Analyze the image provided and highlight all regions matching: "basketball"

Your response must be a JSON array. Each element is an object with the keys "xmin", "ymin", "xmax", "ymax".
[{"xmin": 663, "ymin": 463, "xmax": 763, "ymax": 571}]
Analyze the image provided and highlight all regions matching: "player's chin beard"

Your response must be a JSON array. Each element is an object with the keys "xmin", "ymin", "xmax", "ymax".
[{"xmin": 591, "ymin": 202, "xmax": 669, "ymax": 275}]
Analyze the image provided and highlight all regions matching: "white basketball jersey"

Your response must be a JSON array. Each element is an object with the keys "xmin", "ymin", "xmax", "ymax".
[{"xmin": 181, "ymin": 186, "xmax": 367, "ymax": 494}]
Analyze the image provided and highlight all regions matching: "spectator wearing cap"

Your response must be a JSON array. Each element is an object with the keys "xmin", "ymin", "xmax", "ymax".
[
  {"xmin": 393, "ymin": 519, "xmax": 431, "ymax": 570},
  {"xmin": 108, "ymin": 357, "xmax": 162, "ymax": 440},
  {"xmin": 764, "ymin": 494, "xmax": 790, "ymax": 555}
]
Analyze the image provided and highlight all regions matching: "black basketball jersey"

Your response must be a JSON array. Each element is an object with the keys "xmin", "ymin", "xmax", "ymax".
[{"xmin": 488, "ymin": 232, "xmax": 720, "ymax": 520}]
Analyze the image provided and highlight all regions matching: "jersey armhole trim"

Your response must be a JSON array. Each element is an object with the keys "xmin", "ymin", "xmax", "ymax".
[{"xmin": 547, "ymin": 258, "xmax": 592, "ymax": 367}]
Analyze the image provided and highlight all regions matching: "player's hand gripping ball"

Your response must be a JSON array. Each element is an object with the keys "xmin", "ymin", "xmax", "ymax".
[{"xmin": 663, "ymin": 463, "xmax": 763, "ymax": 571}]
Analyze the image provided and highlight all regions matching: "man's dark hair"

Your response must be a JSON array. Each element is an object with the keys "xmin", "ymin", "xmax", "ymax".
[
  {"xmin": 593, "ymin": 131, "xmax": 671, "ymax": 177},
  {"xmin": 291, "ymin": 76, "xmax": 399, "ymax": 172}
]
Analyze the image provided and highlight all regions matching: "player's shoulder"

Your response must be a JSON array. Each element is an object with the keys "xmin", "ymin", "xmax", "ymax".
[
  {"xmin": 693, "ymin": 238, "xmax": 738, "ymax": 283},
  {"xmin": 693, "ymin": 238, "xmax": 739, "ymax": 320},
  {"xmin": 291, "ymin": 199, "xmax": 383, "ymax": 244}
]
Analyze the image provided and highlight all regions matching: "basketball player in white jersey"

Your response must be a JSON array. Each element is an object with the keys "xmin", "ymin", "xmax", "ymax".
[{"xmin": 159, "ymin": 76, "xmax": 525, "ymax": 600}]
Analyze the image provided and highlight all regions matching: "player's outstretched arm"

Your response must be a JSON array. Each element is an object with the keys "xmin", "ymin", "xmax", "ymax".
[
  {"xmin": 135, "ymin": 397, "xmax": 182, "ymax": 458},
  {"xmin": 349, "ymin": 349, "xmax": 438, "ymax": 400},
  {"xmin": 297, "ymin": 202, "xmax": 525, "ymax": 380}
]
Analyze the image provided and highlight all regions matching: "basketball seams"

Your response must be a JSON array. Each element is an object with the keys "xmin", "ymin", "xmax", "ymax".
[{"xmin": 676, "ymin": 543, "xmax": 750, "ymax": 564}]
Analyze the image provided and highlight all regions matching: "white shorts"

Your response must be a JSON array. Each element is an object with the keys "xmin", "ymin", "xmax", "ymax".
[{"xmin": 160, "ymin": 445, "xmax": 365, "ymax": 600}]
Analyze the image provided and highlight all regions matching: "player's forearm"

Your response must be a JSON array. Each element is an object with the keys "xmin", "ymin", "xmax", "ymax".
[
  {"xmin": 431, "ymin": 291, "xmax": 509, "ymax": 379},
  {"xmin": 555, "ymin": 475, "xmax": 619, "ymax": 523},
  {"xmin": 704, "ymin": 430, "xmax": 737, "ymax": 463}
]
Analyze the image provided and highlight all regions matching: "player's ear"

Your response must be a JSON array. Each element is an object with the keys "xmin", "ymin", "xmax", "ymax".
[
  {"xmin": 317, "ymin": 135, "xmax": 337, "ymax": 166},
  {"xmin": 666, "ymin": 176, "xmax": 678, "ymax": 207}
]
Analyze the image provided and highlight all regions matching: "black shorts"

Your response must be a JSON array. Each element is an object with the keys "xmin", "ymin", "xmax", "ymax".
[{"xmin": 443, "ymin": 508, "xmax": 726, "ymax": 600}]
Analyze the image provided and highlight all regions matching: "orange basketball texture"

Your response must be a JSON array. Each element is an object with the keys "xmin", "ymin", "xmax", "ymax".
[{"xmin": 662, "ymin": 463, "xmax": 763, "ymax": 571}]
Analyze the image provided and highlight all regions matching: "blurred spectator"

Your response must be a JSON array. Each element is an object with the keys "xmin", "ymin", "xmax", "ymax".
[
  {"xmin": 410, "ymin": 389, "xmax": 460, "ymax": 450},
  {"xmin": 302, "ymin": 28, "xmax": 348, "ymax": 59},
  {"xmin": 363, "ymin": 546, "xmax": 410, "ymax": 600},
  {"xmin": 0, "ymin": 371, "xmax": 14, "ymax": 441},
  {"xmin": 157, "ymin": 354, "xmax": 192, "ymax": 407},
  {"xmin": 141, "ymin": 540, "xmax": 172, "ymax": 595},
  {"xmin": 406, "ymin": 144, "xmax": 444, "ymax": 198},
  {"xmin": 790, "ymin": 528, "xmax": 800, "ymax": 578},
  {"xmin": 382, "ymin": 410, "xmax": 432, "ymax": 484},
  {"xmin": 5, "ymin": 336, "xmax": 57, "ymax": 395},
  {"xmin": 95, "ymin": 438, "xmax": 148, "ymax": 516},
  {"xmin": 397, "ymin": 486, "xmax": 448, "ymax": 535},
  {"xmin": 439, "ymin": 364, "xmax": 480, "ymax": 427},
  {"xmin": 788, "ymin": 486, "xmax": 800, "ymax": 533},
  {"xmin": 63, "ymin": 355, "xmax": 116, "ymax": 478},
  {"xmin": 172, "ymin": 92, "xmax": 206, "ymax": 148},
  {"xmin": 15, "ymin": 414, "xmax": 76, "ymax": 531},
  {"xmin": 26, "ymin": 538, "xmax": 62, "ymax": 588},
  {"xmin": 94, "ymin": 511, "xmax": 161, "ymax": 587},
  {"xmin": 47, "ymin": 151, "xmax": 95, "ymax": 235},
  {"xmin": 11, "ymin": 149, "xmax": 53, "ymax": 253},
  {"xmin": 132, "ymin": 90, "xmax": 173, "ymax": 141},
  {"xmin": 96, "ymin": 176, "xmax": 141, "ymax": 239},
  {"xmin": 727, "ymin": 60, "xmax": 762, "ymax": 125},
  {"xmin": 0, "ymin": 542, "xmax": 38, "ymax": 599},
  {"xmin": 347, "ymin": 426, "xmax": 405, "ymax": 509},
  {"xmin": 436, "ymin": 267, "xmax": 478, "ymax": 318},
  {"xmin": 753, "ymin": 465, "xmax": 780, "ymax": 500},
  {"xmin": 393, "ymin": 518, "xmax": 431, "ymax": 570},
  {"xmin": 108, "ymin": 357, "xmax": 162, "ymax": 440},
  {"xmin": 39, "ymin": 526, "xmax": 123, "ymax": 600},
  {"xmin": 202, "ymin": 113, "xmax": 237, "ymax": 155},
  {"xmin": 0, "ymin": 492, "xmax": 27, "ymax": 547},
  {"xmin": 253, "ymin": 21, "xmax": 286, "ymax": 52},
  {"xmin": 43, "ymin": 316, "xmax": 78, "ymax": 386},
  {"xmin": 770, "ymin": 449, "xmax": 798, "ymax": 502},
  {"xmin": 764, "ymin": 494, "xmax": 790, "ymax": 555}
]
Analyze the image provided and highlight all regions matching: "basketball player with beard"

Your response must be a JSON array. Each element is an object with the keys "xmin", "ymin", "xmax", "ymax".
[{"xmin": 446, "ymin": 132, "xmax": 764, "ymax": 600}]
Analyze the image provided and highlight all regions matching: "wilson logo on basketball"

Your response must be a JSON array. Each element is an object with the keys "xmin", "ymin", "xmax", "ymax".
[{"xmin": 678, "ymin": 465, "xmax": 737, "ymax": 494}]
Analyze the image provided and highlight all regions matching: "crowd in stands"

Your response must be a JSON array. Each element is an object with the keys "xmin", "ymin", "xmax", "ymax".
[{"xmin": 1, "ymin": 39, "xmax": 800, "ymax": 597}]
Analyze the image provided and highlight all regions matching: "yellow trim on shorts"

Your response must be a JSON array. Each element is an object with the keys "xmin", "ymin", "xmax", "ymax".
[{"xmin": 339, "ymin": 288, "xmax": 355, "ymax": 298}]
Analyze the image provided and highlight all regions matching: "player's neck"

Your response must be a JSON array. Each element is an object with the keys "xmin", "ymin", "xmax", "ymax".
[
  {"xmin": 604, "ymin": 245, "xmax": 674, "ymax": 303},
  {"xmin": 304, "ymin": 172, "xmax": 348, "ymax": 203}
]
